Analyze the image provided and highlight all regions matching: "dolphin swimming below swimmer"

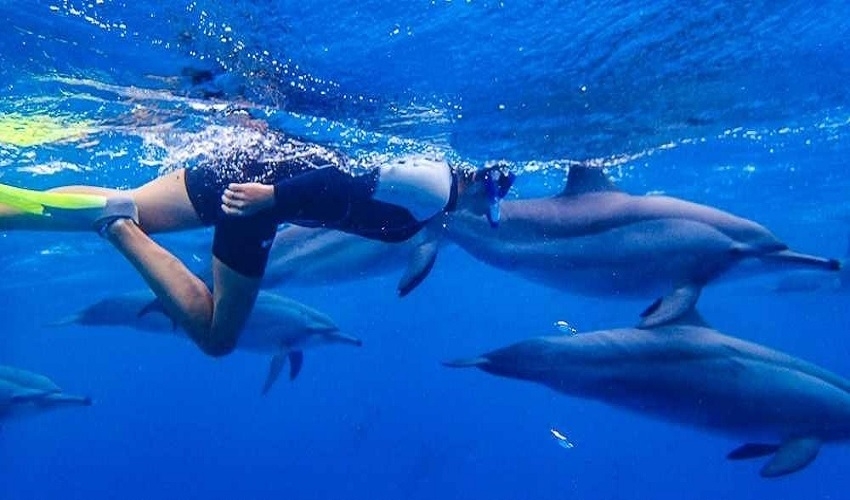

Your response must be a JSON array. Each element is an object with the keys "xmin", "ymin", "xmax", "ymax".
[
  {"xmin": 445, "ymin": 306, "xmax": 850, "ymax": 478},
  {"xmin": 53, "ymin": 290, "xmax": 363, "ymax": 394},
  {"xmin": 186, "ymin": 224, "xmax": 430, "ymax": 296},
  {"xmin": 0, "ymin": 365, "xmax": 91, "ymax": 422},
  {"xmin": 442, "ymin": 165, "xmax": 840, "ymax": 326},
  {"xmin": 262, "ymin": 225, "xmax": 424, "ymax": 293}
]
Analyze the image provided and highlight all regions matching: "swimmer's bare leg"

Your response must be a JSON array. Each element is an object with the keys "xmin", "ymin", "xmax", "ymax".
[
  {"xmin": 0, "ymin": 170, "xmax": 200, "ymax": 233},
  {"xmin": 103, "ymin": 218, "xmax": 260, "ymax": 357},
  {"xmin": 209, "ymin": 257, "xmax": 262, "ymax": 354}
]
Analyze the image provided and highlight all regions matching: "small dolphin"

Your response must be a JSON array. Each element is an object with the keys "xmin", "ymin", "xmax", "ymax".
[
  {"xmin": 443, "ymin": 165, "xmax": 840, "ymax": 326},
  {"xmin": 0, "ymin": 364, "xmax": 63, "ymax": 394},
  {"xmin": 445, "ymin": 306, "xmax": 850, "ymax": 478},
  {"xmin": 0, "ymin": 365, "xmax": 91, "ymax": 422},
  {"xmin": 772, "ymin": 232, "xmax": 850, "ymax": 294},
  {"xmin": 53, "ymin": 290, "xmax": 363, "ymax": 394}
]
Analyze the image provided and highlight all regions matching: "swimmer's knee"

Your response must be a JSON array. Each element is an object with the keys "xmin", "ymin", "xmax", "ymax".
[
  {"xmin": 198, "ymin": 337, "xmax": 239, "ymax": 358},
  {"xmin": 196, "ymin": 324, "xmax": 240, "ymax": 358}
]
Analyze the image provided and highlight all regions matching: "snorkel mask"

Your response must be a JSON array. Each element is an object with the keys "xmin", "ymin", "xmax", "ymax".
[{"xmin": 477, "ymin": 163, "xmax": 516, "ymax": 227}]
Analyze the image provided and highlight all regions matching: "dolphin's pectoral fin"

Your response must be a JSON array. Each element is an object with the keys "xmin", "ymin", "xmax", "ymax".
[
  {"xmin": 261, "ymin": 349, "xmax": 306, "ymax": 395},
  {"xmin": 727, "ymin": 443, "xmax": 780, "ymax": 460},
  {"xmin": 560, "ymin": 165, "xmax": 621, "ymax": 196},
  {"xmin": 760, "ymin": 437, "xmax": 821, "ymax": 478},
  {"xmin": 638, "ymin": 284, "xmax": 703, "ymax": 329},
  {"xmin": 137, "ymin": 298, "xmax": 179, "ymax": 331},
  {"xmin": 397, "ymin": 237, "xmax": 440, "ymax": 297},
  {"xmin": 288, "ymin": 351, "xmax": 304, "ymax": 380},
  {"xmin": 262, "ymin": 353, "xmax": 288, "ymax": 396}
]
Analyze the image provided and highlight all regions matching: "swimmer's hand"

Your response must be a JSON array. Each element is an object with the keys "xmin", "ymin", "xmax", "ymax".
[{"xmin": 221, "ymin": 182, "xmax": 275, "ymax": 216}]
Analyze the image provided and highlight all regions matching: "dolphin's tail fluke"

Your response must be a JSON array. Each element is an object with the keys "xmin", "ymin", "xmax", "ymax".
[
  {"xmin": 442, "ymin": 357, "xmax": 490, "ymax": 368},
  {"xmin": 760, "ymin": 250, "xmax": 841, "ymax": 271}
]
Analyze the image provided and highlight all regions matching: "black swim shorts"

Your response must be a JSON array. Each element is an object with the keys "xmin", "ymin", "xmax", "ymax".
[{"xmin": 183, "ymin": 150, "xmax": 337, "ymax": 277}]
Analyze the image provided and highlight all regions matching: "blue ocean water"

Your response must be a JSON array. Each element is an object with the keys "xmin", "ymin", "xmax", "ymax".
[{"xmin": 2, "ymin": 1, "xmax": 850, "ymax": 499}]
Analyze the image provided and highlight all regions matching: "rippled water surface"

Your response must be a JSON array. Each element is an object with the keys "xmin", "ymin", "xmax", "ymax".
[{"xmin": 2, "ymin": 2, "xmax": 850, "ymax": 499}]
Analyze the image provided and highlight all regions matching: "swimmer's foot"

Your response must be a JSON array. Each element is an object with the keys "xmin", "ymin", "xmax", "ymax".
[{"xmin": 94, "ymin": 196, "xmax": 139, "ymax": 237}]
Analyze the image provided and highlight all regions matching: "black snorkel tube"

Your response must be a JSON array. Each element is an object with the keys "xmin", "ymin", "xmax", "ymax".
[{"xmin": 478, "ymin": 163, "xmax": 516, "ymax": 228}]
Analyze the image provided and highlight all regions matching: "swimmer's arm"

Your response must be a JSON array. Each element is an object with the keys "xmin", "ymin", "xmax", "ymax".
[
  {"xmin": 272, "ymin": 167, "xmax": 369, "ymax": 222},
  {"xmin": 222, "ymin": 177, "xmax": 326, "ymax": 218},
  {"xmin": 222, "ymin": 168, "xmax": 368, "ymax": 220}
]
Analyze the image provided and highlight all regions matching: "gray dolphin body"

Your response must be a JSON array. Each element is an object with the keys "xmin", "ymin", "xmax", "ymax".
[
  {"xmin": 0, "ymin": 365, "xmax": 91, "ymax": 422},
  {"xmin": 263, "ymin": 225, "xmax": 434, "ymax": 296},
  {"xmin": 55, "ymin": 290, "xmax": 363, "ymax": 394},
  {"xmin": 444, "ymin": 166, "xmax": 839, "ymax": 326},
  {"xmin": 185, "ymin": 225, "xmax": 431, "ymax": 296},
  {"xmin": 445, "ymin": 309, "xmax": 850, "ymax": 478},
  {"xmin": 263, "ymin": 225, "xmax": 418, "ymax": 287}
]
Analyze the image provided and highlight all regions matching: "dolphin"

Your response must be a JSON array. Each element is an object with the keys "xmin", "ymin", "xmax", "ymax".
[
  {"xmin": 185, "ymin": 224, "xmax": 429, "ymax": 296},
  {"xmin": 263, "ymin": 224, "xmax": 424, "ymax": 293},
  {"xmin": 53, "ymin": 290, "xmax": 363, "ymax": 394},
  {"xmin": 772, "ymin": 232, "xmax": 850, "ymax": 294},
  {"xmin": 444, "ymin": 306, "xmax": 850, "ymax": 478},
  {"xmin": 0, "ymin": 365, "xmax": 91, "ymax": 422},
  {"xmin": 0, "ymin": 364, "xmax": 63, "ymax": 394},
  {"xmin": 443, "ymin": 165, "xmax": 840, "ymax": 326}
]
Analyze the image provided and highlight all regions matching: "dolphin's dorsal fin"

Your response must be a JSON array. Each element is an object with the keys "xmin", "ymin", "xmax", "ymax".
[
  {"xmin": 638, "ymin": 284, "xmax": 706, "ymax": 329},
  {"xmin": 560, "ymin": 165, "xmax": 620, "ymax": 197},
  {"xmin": 670, "ymin": 306, "xmax": 711, "ymax": 328}
]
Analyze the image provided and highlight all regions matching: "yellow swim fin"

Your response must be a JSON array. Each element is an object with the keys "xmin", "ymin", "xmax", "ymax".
[
  {"xmin": 0, "ymin": 183, "xmax": 106, "ymax": 216},
  {"xmin": 0, "ymin": 113, "xmax": 93, "ymax": 147}
]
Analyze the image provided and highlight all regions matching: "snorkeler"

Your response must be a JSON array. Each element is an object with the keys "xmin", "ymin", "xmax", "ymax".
[{"xmin": 0, "ymin": 125, "xmax": 515, "ymax": 358}]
